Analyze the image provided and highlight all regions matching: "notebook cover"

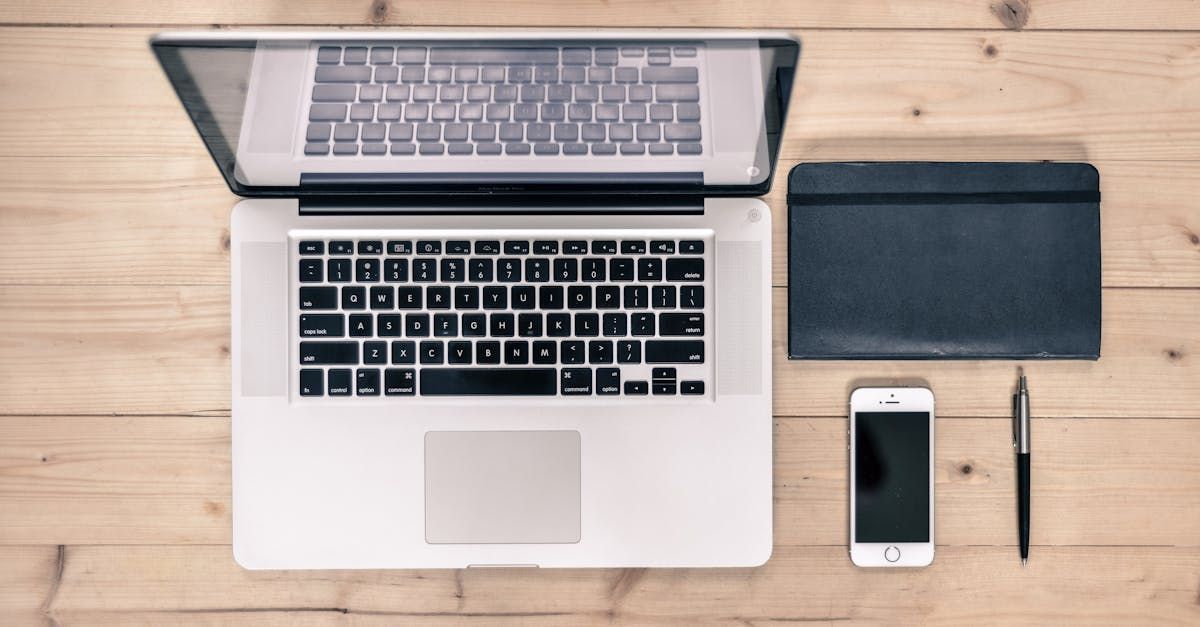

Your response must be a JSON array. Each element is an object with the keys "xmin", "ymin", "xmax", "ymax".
[{"xmin": 787, "ymin": 162, "xmax": 1101, "ymax": 360}]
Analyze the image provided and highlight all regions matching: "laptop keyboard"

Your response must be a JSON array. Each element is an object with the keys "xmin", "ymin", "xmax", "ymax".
[
  {"xmin": 294, "ymin": 234, "xmax": 710, "ymax": 398},
  {"xmin": 304, "ymin": 44, "xmax": 704, "ymax": 158}
]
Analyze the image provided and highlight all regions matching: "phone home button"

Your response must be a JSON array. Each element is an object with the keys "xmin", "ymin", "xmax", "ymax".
[{"xmin": 884, "ymin": 546, "xmax": 901, "ymax": 563}]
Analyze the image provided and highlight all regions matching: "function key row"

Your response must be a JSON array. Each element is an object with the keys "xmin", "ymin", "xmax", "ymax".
[{"xmin": 299, "ymin": 239, "xmax": 704, "ymax": 256}]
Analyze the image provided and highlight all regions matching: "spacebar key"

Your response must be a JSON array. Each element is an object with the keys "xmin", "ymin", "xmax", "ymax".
[{"xmin": 420, "ymin": 368, "xmax": 557, "ymax": 395}]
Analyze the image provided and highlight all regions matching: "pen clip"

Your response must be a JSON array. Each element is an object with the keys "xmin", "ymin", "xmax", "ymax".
[{"xmin": 1011, "ymin": 393, "xmax": 1018, "ymax": 449}]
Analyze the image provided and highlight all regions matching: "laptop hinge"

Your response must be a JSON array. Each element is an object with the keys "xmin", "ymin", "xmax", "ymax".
[{"xmin": 297, "ymin": 194, "xmax": 705, "ymax": 216}]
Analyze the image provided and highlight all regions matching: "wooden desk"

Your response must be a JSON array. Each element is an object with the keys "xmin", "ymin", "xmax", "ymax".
[{"xmin": 1, "ymin": 2, "xmax": 1198, "ymax": 624}]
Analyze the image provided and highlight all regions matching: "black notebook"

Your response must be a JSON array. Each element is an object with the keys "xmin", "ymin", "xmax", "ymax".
[{"xmin": 787, "ymin": 162, "xmax": 1101, "ymax": 360}]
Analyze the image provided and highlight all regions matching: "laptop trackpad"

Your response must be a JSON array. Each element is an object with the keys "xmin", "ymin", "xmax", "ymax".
[{"xmin": 425, "ymin": 430, "xmax": 581, "ymax": 544}]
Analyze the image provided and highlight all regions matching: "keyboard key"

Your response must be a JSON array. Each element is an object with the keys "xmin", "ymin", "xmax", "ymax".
[
  {"xmin": 624, "ymin": 380, "xmax": 649, "ymax": 395},
  {"xmin": 554, "ymin": 258, "xmax": 578, "ymax": 282},
  {"xmin": 474, "ymin": 240, "xmax": 501, "ymax": 255},
  {"xmin": 447, "ymin": 341, "xmax": 472, "ymax": 364},
  {"xmin": 421, "ymin": 368, "xmax": 557, "ymax": 395},
  {"xmin": 637, "ymin": 258, "xmax": 662, "ymax": 282},
  {"xmin": 680, "ymin": 285, "xmax": 704, "ymax": 309},
  {"xmin": 532, "ymin": 340, "xmax": 557, "ymax": 364},
  {"xmin": 349, "ymin": 314, "xmax": 372, "ymax": 337},
  {"xmin": 525, "ymin": 258, "xmax": 550, "ymax": 282},
  {"xmin": 299, "ymin": 286, "xmax": 338, "ymax": 309},
  {"xmin": 330, "ymin": 241, "xmax": 354, "ymax": 255},
  {"xmin": 388, "ymin": 240, "xmax": 413, "ymax": 255},
  {"xmin": 646, "ymin": 340, "xmax": 705, "ymax": 364},
  {"xmin": 653, "ymin": 285, "xmax": 676, "ymax": 309},
  {"xmin": 317, "ymin": 46, "xmax": 342, "ymax": 65},
  {"xmin": 396, "ymin": 286, "xmax": 422, "ymax": 309},
  {"xmin": 588, "ymin": 340, "xmax": 613, "ymax": 364},
  {"xmin": 328, "ymin": 369, "xmax": 352, "ymax": 396},
  {"xmin": 434, "ymin": 309, "xmax": 456, "ymax": 333},
  {"xmin": 455, "ymin": 286, "xmax": 480, "ymax": 309},
  {"xmin": 483, "ymin": 286, "xmax": 507, "ymax": 309},
  {"xmin": 581, "ymin": 258, "xmax": 606, "ymax": 281},
  {"xmin": 300, "ymin": 341, "xmax": 358, "ymax": 365},
  {"xmin": 299, "ymin": 259, "xmax": 323, "ymax": 282},
  {"xmin": 617, "ymin": 340, "xmax": 642, "ymax": 363},
  {"xmin": 391, "ymin": 341, "xmax": 416, "ymax": 364},
  {"xmin": 341, "ymin": 286, "xmax": 365, "ymax": 309},
  {"xmin": 384, "ymin": 368, "xmax": 416, "ymax": 395},
  {"xmin": 300, "ymin": 314, "xmax": 344, "ymax": 338},
  {"xmin": 560, "ymin": 368, "xmax": 592, "ymax": 395},
  {"xmin": 564, "ymin": 240, "xmax": 588, "ymax": 255},
  {"xmin": 420, "ymin": 340, "xmax": 444, "ymax": 364},
  {"xmin": 369, "ymin": 286, "xmax": 393, "ymax": 309},
  {"xmin": 666, "ymin": 258, "xmax": 705, "ymax": 281},
  {"xmin": 355, "ymin": 259, "xmax": 379, "ymax": 282},
  {"xmin": 356, "ymin": 369, "xmax": 381, "ymax": 395},
  {"xmin": 440, "ymin": 258, "xmax": 465, "ymax": 282},
  {"xmin": 469, "ymin": 258, "xmax": 494, "ymax": 282},
  {"xmin": 680, "ymin": 240, "xmax": 704, "ymax": 254},
  {"xmin": 299, "ymin": 369, "xmax": 323, "ymax": 396},
  {"xmin": 681, "ymin": 380, "xmax": 705, "ymax": 395},
  {"xmin": 655, "ymin": 85, "xmax": 700, "ymax": 103},
  {"xmin": 610, "ymin": 258, "xmax": 634, "ymax": 281},
  {"xmin": 567, "ymin": 285, "xmax": 591, "ymax": 309},
  {"xmin": 504, "ymin": 240, "xmax": 530, "ymax": 255},
  {"xmin": 561, "ymin": 340, "xmax": 585, "ymax": 364},
  {"xmin": 649, "ymin": 240, "xmax": 675, "ymax": 254},
  {"xmin": 416, "ymin": 240, "xmax": 442, "ymax": 255},
  {"xmin": 660, "ymin": 313, "xmax": 704, "ymax": 336},
  {"xmin": 504, "ymin": 340, "xmax": 529, "ymax": 364},
  {"xmin": 596, "ymin": 368, "xmax": 621, "ymax": 395},
  {"xmin": 575, "ymin": 313, "xmax": 599, "ymax": 337},
  {"xmin": 642, "ymin": 66, "xmax": 699, "ymax": 83},
  {"xmin": 406, "ymin": 313, "xmax": 429, "ymax": 337},
  {"xmin": 620, "ymin": 240, "xmax": 647, "ymax": 254},
  {"xmin": 476, "ymin": 341, "xmax": 501, "ymax": 364},
  {"xmin": 363, "ymin": 341, "xmax": 387, "ymax": 365},
  {"xmin": 315, "ymin": 66, "xmax": 372, "ymax": 83},
  {"xmin": 624, "ymin": 285, "xmax": 649, "ymax": 309},
  {"xmin": 413, "ymin": 259, "xmax": 437, "ymax": 282},
  {"xmin": 358, "ymin": 240, "xmax": 383, "ymax": 255},
  {"xmin": 497, "ymin": 259, "xmax": 522, "ymax": 282},
  {"xmin": 490, "ymin": 313, "xmax": 515, "ymax": 337},
  {"xmin": 595, "ymin": 286, "xmax": 620, "ymax": 309},
  {"xmin": 327, "ymin": 258, "xmax": 351, "ymax": 282},
  {"xmin": 511, "ymin": 286, "xmax": 536, "ymax": 310},
  {"xmin": 548, "ymin": 313, "xmax": 572, "ymax": 337},
  {"xmin": 384, "ymin": 259, "xmax": 408, "ymax": 282},
  {"xmin": 378, "ymin": 314, "xmax": 401, "ymax": 336},
  {"xmin": 631, "ymin": 312, "xmax": 655, "ymax": 336},
  {"xmin": 602, "ymin": 312, "xmax": 628, "ymax": 336},
  {"xmin": 592, "ymin": 240, "xmax": 617, "ymax": 254}
]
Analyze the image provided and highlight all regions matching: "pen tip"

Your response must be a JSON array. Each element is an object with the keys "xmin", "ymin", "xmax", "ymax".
[
  {"xmin": 1019, "ymin": 374, "xmax": 1027, "ymax": 391},
  {"xmin": 1021, "ymin": 558, "xmax": 1027, "ymax": 567}
]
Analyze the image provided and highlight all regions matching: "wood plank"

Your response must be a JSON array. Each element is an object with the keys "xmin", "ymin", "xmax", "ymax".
[
  {"xmin": 4, "ymin": 0, "xmax": 1200, "ymax": 30},
  {"xmin": 2, "ymin": 544, "xmax": 1192, "ymax": 624},
  {"xmin": 0, "ymin": 545, "xmax": 58, "ymax": 626},
  {"xmin": 0, "ymin": 284, "xmax": 1194, "ymax": 417},
  {"xmin": 2, "ymin": 415, "xmax": 1196, "ymax": 547},
  {"xmin": 3, "ymin": 29, "xmax": 1200, "ymax": 162},
  {"xmin": 4, "ymin": 158, "xmax": 1198, "ymax": 289},
  {"xmin": 0, "ymin": 285, "xmax": 230, "ymax": 416},
  {"xmin": 0, "ymin": 416, "xmax": 230, "ymax": 545}
]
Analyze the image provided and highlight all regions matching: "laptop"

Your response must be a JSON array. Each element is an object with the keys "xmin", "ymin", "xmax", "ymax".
[{"xmin": 152, "ymin": 30, "xmax": 799, "ymax": 569}]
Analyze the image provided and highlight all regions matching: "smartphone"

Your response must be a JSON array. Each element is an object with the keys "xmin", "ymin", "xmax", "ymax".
[{"xmin": 849, "ymin": 387, "xmax": 935, "ymax": 567}]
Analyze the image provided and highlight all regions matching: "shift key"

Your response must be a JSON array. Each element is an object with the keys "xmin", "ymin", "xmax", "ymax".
[
  {"xmin": 300, "ymin": 341, "xmax": 359, "ymax": 365},
  {"xmin": 646, "ymin": 340, "xmax": 704, "ymax": 364}
]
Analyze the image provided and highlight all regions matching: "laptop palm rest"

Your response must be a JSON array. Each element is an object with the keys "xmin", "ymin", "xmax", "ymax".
[{"xmin": 425, "ymin": 430, "xmax": 581, "ymax": 544}]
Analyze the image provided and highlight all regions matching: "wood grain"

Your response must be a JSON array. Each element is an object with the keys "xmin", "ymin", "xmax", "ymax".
[
  {"xmin": 1, "ymin": 285, "xmax": 1194, "ymax": 418},
  {"xmin": 4, "ymin": 158, "xmax": 1199, "ymax": 289},
  {"xmin": 4, "ymin": 0, "xmax": 1200, "ymax": 30},
  {"xmin": 2, "ymin": 415, "xmax": 1197, "ymax": 547},
  {"xmin": 3, "ymin": 29, "xmax": 1200, "ymax": 163},
  {"xmin": 2, "ymin": 544, "xmax": 1196, "ymax": 624}
]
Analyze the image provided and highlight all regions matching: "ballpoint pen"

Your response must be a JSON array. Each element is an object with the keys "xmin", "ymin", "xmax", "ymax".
[{"xmin": 1013, "ymin": 373, "xmax": 1031, "ymax": 566}]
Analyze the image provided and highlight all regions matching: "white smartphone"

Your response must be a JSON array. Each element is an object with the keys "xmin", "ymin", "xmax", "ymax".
[{"xmin": 849, "ymin": 387, "xmax": 935, "ymax": 567}]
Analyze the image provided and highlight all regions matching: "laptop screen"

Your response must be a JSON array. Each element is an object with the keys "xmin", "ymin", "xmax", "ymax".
[{"xmin": 151, "ymin": 32, "xmax": 799, "ymax": 198}]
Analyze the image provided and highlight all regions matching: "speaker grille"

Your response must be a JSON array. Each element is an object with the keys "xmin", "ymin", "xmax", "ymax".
[
  {"xmin": 716, "ymin": 240, "xmax": 764, "ymax": 396},
  {"xmin": 240, "ymin": 242, "xmax": 287, "ymax": 397}
]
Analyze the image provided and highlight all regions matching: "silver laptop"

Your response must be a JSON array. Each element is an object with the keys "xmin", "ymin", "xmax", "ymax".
[{"xmin": 153, "ymin": 29, "xmax": 799, "ymax": 569}]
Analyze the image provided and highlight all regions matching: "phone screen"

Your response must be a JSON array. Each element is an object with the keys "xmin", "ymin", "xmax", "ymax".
[{"xmin": 854, "ymin": 411, "xmax": 930, "ymax": 543}]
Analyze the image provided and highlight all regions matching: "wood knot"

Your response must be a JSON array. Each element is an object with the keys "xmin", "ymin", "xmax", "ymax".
[
  {"xmin": 369, "ymin": 0, "xmax": 389, "ymax": 23},
  {"xmin": 219, "ymin": 344, "xmax": 231, "ymax": 357},
  {"xmin": 911, "ymin": 107, "xmax": 922, "ymax": 117},
  {"xmin": 1188, "ymin": 232, "xmax": 1199, "ymax": 245},
  {"xmin": 40, "ymin": 455, "xmax": 49, "ymax": 463},
  {"xmin": 204, "ymin": 501, "xmax": 226, "ymax": 517},
  {"xmin": 1164, "ymin": 348, "xmax": 1184, "ymax": 361},
  {"xmin": 990, "ymin": 0, "xmax": 1030, "ymax": 31},
  {"xmin": 220, "ymin": 229, "xmax": 231, "ymax": 252},
  {"xmin": 984, "ymin": 44, "xmax": 998, "ymax": 58},
  {"xmin": 960, "ymin": 463, "xmax": 973, "ymax": 475}
]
